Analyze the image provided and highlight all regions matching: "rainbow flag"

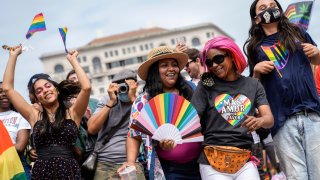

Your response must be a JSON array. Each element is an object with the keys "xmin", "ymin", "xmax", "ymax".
[
  {"xmin": 284, "ymin": 1, "xmax": 314, "ymax": 30},
  {"xmin": 26, "ymin": 13, "xmax": 46, "ymax": 39},
  {"xmin": 59, "ymin": 27, "xmax": 68, "ymax": 53},
  {"xmin": 0, "ymin": 121, "xmax": 27, "ymax": 180}
]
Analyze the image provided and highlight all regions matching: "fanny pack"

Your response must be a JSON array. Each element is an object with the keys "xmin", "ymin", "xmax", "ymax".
[{"xmin": 204, "ymin": 145, "xmax": 251, "ymax": 174}]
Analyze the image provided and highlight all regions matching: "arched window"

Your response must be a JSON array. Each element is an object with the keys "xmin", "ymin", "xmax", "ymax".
[
  {"xmin": 92, "ymin": 57, "xmax": 102, "ymax": 73},
  {"xmin": 54, "ymin": 64, "xmax": 64, "ymax": 73},
  {"xmin": 192, "ymin": 37, "xmax": 201, "ymax": 47}
]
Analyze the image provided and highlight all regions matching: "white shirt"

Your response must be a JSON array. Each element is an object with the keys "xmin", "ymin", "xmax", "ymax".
[{"xmin": 0, "ymin": 110, "xmax": 31, "ymax": 144}]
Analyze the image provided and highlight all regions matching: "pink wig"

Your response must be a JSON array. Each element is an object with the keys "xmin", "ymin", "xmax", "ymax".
[{"xmin": 201, "ymin": 36, "xmax": 247, "ymax": 74}]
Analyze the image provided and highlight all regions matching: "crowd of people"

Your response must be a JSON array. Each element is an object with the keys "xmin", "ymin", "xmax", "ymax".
[{"xmin": 1, "ymin": 0, "xmax": 320, "ymax": 179}]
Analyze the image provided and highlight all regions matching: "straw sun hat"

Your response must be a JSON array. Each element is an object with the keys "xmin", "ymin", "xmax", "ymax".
[{"xmin": 138, "ymin": 46, "xmax": 188, "ymax": 80}]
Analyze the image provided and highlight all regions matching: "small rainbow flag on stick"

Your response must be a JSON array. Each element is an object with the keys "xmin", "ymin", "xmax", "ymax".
[
  {"xmin": 285, "ymin": 1, "xmax": 314, "ymax": 30},
  {"xmin": 59, "ymin": 27, "xmax": 68, "ymax": 53},
  {"xmin": 26, "ymin": 13, "xmax": 46, "ymax": 39},
  {"xmin": 0, "ymin": 121, "xmax": 27, "ymax": 180}
]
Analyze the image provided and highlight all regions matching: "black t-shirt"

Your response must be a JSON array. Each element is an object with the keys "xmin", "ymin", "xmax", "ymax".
[{"xmin": 191, "ymin": 75, "xmax": 269, "ymax": 164}]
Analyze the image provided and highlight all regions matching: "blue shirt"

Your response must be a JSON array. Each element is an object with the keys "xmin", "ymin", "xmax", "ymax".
[{"xmin": 255, "ymin": 29, "xmax": 320, "ymax": 135}]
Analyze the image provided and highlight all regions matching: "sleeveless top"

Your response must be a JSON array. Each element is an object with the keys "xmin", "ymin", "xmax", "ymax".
[{"xmin": 31, "ymin": 111, "xmax": 81, "ymax": 179}]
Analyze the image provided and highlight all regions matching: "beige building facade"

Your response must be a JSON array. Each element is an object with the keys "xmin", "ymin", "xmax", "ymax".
[{"xmin": 40, "ymin": 23, "xmax": 231, "ymax": 99}]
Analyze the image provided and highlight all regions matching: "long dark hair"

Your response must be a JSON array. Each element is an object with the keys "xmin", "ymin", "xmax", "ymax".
[
  {"xmin": 143, "ymin": 61, "xmax": 193, "ymax": 101},
  {"xmin": 32, "ymin": 80, "xmax": 81, "ymax": 135},
  {"xmin": 243, "ymin": 0, "xmax": 305, "ymax": 74}
]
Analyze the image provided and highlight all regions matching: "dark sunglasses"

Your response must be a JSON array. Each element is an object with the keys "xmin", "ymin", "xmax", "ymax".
[
  {"xmin": 186, "ymin": 59, "xmax": 196, "ymax": 68},
  {"xmin": 205, "ymin": 53, "xmax": 227, "ymax": 67}
]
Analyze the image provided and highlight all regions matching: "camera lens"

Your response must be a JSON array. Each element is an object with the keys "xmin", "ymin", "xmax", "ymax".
[{"xmin": 118, "ymin": 83, "xmax": 128, "ymax": 93}]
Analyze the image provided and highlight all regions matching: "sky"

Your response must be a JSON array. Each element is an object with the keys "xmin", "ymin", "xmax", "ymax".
[{"xmin": 0, "ymin": 0, "xmax": 319, "ymax": 100}]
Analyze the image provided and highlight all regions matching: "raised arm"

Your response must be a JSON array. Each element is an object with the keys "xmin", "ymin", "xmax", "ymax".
[
  {"xmin": 87, "ymin": 83, "xmax": 118, "ymax": 135},
  {"xmin": 2, "ymin": 45, "xmax": 38, "ymax": 127},
  {"xmin": 67, "ymin": 50, "xmax": 91, "ymax": 126}
]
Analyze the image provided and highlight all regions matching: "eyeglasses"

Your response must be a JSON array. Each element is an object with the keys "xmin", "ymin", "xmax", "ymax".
[
  {"xmin": 205, "ymin": 53, "xmax": 227, "ymax": 67},
  {"xmin": 186, "ymin": 59, "xmax": 196, "ymax": 68}
]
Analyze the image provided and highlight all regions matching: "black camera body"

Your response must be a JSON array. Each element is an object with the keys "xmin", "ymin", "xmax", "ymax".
[{"xmin": 118, "ymin": 83, "xmax": 129, "ymax": 94}]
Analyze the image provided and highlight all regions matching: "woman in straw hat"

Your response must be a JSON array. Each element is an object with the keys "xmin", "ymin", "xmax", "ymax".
[
  {"xmin": 2, "ymin": 45, "xmax": 91, "ymax": 179},
  {"xmin": 117, "ymin": 46, "xmax": 201, "ymax": 179},
  {"xmin": 191, "ymin": 36, "xmax": 274, "ymax": 179}
]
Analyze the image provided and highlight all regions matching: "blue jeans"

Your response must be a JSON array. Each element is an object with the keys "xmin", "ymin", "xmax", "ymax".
[{"xmin": 273, "ymin": 112, "xmax": 320, "ymax": 180}]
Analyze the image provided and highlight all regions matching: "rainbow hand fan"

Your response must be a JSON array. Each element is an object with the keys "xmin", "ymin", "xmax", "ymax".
[{"xmin": 131, "ymin": 93, "xmax": 203, "ymax": 144}]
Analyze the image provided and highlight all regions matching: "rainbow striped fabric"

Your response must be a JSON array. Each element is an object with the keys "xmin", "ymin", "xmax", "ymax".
[
  {"xmin": 284, "ymin": 1, "xmax": 313, "ymax": 30},
  {"xmin": 59, "ymin": 27, "xmax": 68, "ymax": 53},
  {"xmin": 26, "ymin": 13, "xmax": 46, "ymax": 39},
  {"xmin": 0, "ymin": 121, "xmax": 27, "ymax": 180}
]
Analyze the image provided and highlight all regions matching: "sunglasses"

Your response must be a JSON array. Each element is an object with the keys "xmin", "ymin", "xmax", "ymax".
[
  {"xmin": 186, "ymin": 59, "xmax": 196, "ymax": 68},
  {"xmin": 205, "ymin": 53, "xmax": 227, "ymax": 67}
]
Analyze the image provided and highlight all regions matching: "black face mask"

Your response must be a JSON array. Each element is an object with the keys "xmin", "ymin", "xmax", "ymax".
[{"xmin": 257, "ymin": 7, "xmax": 282, "ymax": 24}]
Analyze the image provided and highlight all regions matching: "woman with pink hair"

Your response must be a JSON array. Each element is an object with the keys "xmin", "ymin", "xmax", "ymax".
[{"xmin": 191, "ymin": 36, "xmax": 274, "ymax": 179}]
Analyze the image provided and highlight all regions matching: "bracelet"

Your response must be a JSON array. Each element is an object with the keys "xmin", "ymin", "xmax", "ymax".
[{"xmin": 106, "ymin": 97, "xmax": 118, "ymax": 108}]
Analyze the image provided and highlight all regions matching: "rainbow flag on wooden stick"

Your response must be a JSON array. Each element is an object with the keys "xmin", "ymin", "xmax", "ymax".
[
  {"xmin": 284, "ymin": 1, "xmax": 314, "ymax": 30},
  {"xmin": 0, "ymin": 121, "xmax": 27, "ymax": 180},
  {"xmin": 26, "ymin": 13, "xmax": 46, "ymax": 39},
  {"xmin": 59, "ymin": 27, "xmax": 68, "ymax": 53}
]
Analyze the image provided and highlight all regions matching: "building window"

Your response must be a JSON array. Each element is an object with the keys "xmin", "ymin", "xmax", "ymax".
[
  {"xmin": 83, "ymin": 56, "xmax": 87, "ymax": 62},
  {"xmin": 137, "ymin": 56, "xmax": 143, "ymax": 63},
  {"xmin": 122, "ymin": 48, "xmax": 126, "ymax": 55},
  {"xmin": 77, "ymin": 57, "xmax": 81, "ymax": 63},
  {"xmin": 110, "ymin": 51, "xmax": 113, "ymax": 57},
  {"xmin": 211, "ymin": 32, "xmax": 215, "ymax": 37},
  {"xmin": 54, "ymin": 64, "xmax": 64, "ymax": 73},
  {"xmin": 92, "ymin": 57, "xmax": 102, "ymax": 73},
  {"xmin": 127, "ymin": 47, "xmax": 131, "ymax": 54},
  {"xmin": 159, "ymin": 43, "xmax": 167, "ymax": 46},
  {"xmin": 171, "ymin": 39, "xmax": 175, "ymax": 45},
  {"xmin": 206, "ymin": 32, "xmax": 211, "ymax": 38},
  {"xmin": 106, "ymin": 61, "xmax": 121, "ymax": 69},
  {"xmin": 132, "ymin": 46, "xmax": 136, "ymax": 52},
  {"xmin": 82, "ymin": 66, "xmax": 90, "ymax": 73},
  {"xmin": 150, "ymin": 43, "xmax": 154, "ymax": 49},
  {"xmin": 105, "ymin": 52, "xmax": 108, "ymax": 58},
  {"xmin": 106, "ymin": 63, "xmax": 111, "ymax": 70},
  {"xmin": 125, "ymin": 58, "xmax": 134, "ymax": 65},
  {"xmin": 137, "ymin": 56, "xmax": 147, "ymax": 63},
  {"xmin": 96, "ymin": 77, "xmax": 103, "ymax": 83},
  {"xmin": 115, "ymin": 50, "xmax": 118, "ymax": 56},
  {"xmin": 120, "ymin": 60, "xmax": 125, "ymax": 67},
  {"xmin": 99, "ymin": 87, "xmax": 105, "ymax": 94},
  {"xmin": 191, "ymin": 37, "xmax": 201, "ymax": 47},
  {"xmin": 145, "ymin": 44, "xmax": 149, "ymax": 50},
  {"xmin": 108, "ymin": 75, "xmax": 114, "ymax": 80},
  {"xmin": 140, "ymin": 45, "xmax": 144, "ymax": 51}
]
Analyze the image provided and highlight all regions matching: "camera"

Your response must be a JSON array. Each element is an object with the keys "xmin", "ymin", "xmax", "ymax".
[{"xmin": 118, "ymin": 83, "xmax": 129, "ymax": 93}]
